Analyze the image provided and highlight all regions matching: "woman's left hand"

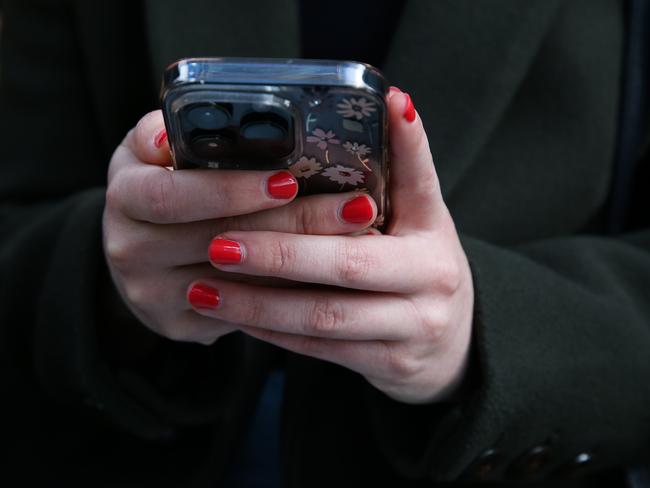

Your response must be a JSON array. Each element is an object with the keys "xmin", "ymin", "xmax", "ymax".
[{"xmin": 189, "ymin": 88, "xmax": 475, "ymax": 404}]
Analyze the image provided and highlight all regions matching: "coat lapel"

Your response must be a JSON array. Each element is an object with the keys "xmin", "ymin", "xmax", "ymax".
[
  {"xmin": 382, "ymin": 0, "xmax": 564, "ymax": 197},
  {"xmin": 143, "ymin": 0, "xmax": 300, "ymax": 85}
]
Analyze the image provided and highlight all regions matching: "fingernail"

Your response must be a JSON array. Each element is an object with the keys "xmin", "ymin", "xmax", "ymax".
[
  {"xmin": 341, "ymin": 196, "xmax": 374, "ymax": 224},
  {"xmin": 209, "ymin": 238, "xmax": 242, "ymax": 265},
  {"xmin": 154, "ymin": 129, "xmax": 168, "ymax": 148},
  {"xmin": 188, "ymin": 283, "xmax": 220, "ymax": 309},
  {"xmin": 403, "ymin": 93, "xmax": 416, "ymax": 122},
  {"xmin": 267, "ymin": 171, "xmax": 298, "ymax": 199}
]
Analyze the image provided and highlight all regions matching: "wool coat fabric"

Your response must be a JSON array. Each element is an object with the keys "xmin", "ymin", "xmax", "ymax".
[{"xmin": 0, "ymin": 0, "xmax": 648, "ymax": 486}]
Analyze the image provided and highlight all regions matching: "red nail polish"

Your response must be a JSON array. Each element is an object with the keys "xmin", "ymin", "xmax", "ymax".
[
  {"xmin": 154, "ymin": 129, "xmax": 168, "ymax": 148},
  {"xmin": 188, "ymin": 283, "xmax": 220, "ymax": 309},
  {"xmin": 403, "ymin": 93, "xmax": 416, "ymax": 122},
  {"xmin": 209, "ymin": 238, "xmax": 242, "ymax": 265},
  {"xmin": 267, "ymin": 171, "xmax": 298, "ymax": 199},
  {"xmin": 341, "ymin": 196, "xmax": 374, "ymax": 224}
]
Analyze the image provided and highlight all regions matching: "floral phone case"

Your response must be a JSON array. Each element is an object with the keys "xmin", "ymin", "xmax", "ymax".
[{"xmin": 161, "ymin": 58, "xmax": 389, "ymax": 228}]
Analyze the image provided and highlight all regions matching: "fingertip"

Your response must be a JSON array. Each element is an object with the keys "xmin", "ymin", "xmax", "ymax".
[
  {"xmin": 154, "ymin": 129, "xmax": 168, "ymax": 149},
  {"xmin": 387, "ymin": 88, "xmax": 418, "ymax": 125},
  {"xmin": 132, "ymin": 110, "xmax": 172, "ymax": 166},
  {"xmin": 187, "ymin": 281, "xmax": 221, "ymax": 310},
  {"xmin": 339, "ymin": 194, "xmax": 377, "ymax": 225},
  {"xmin": 403, "ymin": 93, "xmax": 417, "ymax": 123},
  {"xmin": 266, "ymin": 171, "xmax": 299, "ymax": 200},
  {"xmin": 387, "ymin": 88, "xmax": 430, "ymax": 161}
]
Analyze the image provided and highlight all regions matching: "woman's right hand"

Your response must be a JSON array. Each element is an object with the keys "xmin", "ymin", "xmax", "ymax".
[{"xmin": 103, "ymin": 111, "xmax": 378, "ymax": 345}]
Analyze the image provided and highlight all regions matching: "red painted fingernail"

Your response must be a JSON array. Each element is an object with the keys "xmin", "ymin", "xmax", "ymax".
[
  {"xmin": 209, "ymin": 238, "xmax": 242, "ymax": 265},
  {"xmin": 188, "ymin": 283, "xmax": 220, "ymax": 309},
  {"xmin": 154, "ymin": 129, "xmax": 168, "ymax": 148},
  {"xmin": 341, "ymin": 196, "xmax": 374, "ymax": 224},
  {"xmin": 403, "ymin": 93, "xmax": 416, "ymax": 122},
  {"xmin": 267, "ymin": 171, "xmax": 298, "ymax": 199}
]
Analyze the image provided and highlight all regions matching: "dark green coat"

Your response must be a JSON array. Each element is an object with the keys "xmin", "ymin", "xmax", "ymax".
[{"xmin": 0, "ymin": 0, "xmax": 648, "ymax": 486}]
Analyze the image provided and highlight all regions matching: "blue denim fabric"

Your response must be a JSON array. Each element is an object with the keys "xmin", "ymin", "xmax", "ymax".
[{"xmin": 222, "ymin": 370, "xmax": 285, "ymax": 487}]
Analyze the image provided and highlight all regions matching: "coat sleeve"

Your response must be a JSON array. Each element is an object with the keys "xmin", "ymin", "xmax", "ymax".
[
  {"xmin": 363, "ymin": 226, "xmax": 650, "ymax": 481},
  {"xmin": 0, "ymin": 0, "xmax": 247, "ymax": 443}
]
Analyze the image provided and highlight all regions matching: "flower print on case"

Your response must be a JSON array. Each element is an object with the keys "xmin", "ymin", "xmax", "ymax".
[
  {"xmin": 306, "ymin": 128, "xmax": 341, "ymax": 150},
  {"xmin": 343, "ymin": 141, "xmax": 372, "ymax": 171},
  {"xmin": 336, "ymin": 97, "xmax": 377, "ymax": 120},
  {"xmin": 322, "ymin": 164, "xmax": 365, "ymax": 190},
  {"xmin": 290, "ymin": 156, "xmax": 322, "ymax": 179},
  {"xmin": 343, "ymin": 141, "xmax": 371, "ymax": 157}
]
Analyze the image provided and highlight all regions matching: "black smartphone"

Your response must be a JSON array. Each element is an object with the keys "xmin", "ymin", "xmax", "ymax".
[{"xmin": 161, "ymin": 57, "xmax": 389, "ymax": 227}]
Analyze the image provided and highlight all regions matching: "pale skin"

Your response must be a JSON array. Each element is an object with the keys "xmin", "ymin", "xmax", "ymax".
[{"xmin": 103, "ymin": 88, "xmax": 474, "ymax": 404}]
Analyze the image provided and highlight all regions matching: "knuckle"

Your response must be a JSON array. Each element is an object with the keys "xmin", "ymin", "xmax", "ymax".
[
  {"xmin": 105, "ymin": 173, "xmax": 129, "ymax": 214},
  {"xmin": 335, "ymin": 241, "xmax": 373, "ymax": 284},
  {"xmin": 241, "ymin": 296, "xmax": 265, "ymax": 327},
  {"xmin": 143, "ymin": 173, "xmax": 176, "ymax": 222},
  {"xmin": 267, "ymin": 239, "xmax": 297, "ymax": 275},
  {"xmin": 105, "ymin": 182, "xmax": 121, "ymax": 211},
  {"xmin": 408, "ymin": 298, "xmax": 448, "ymax": 344},
  {"xmin": 122, "ymin": 281, "xmax": 149, "ymax": 308},
  {"xmin": 160, "ymin": 323, "xmax": 195, "ymax": 343},
  {"xmin": 306, "ymin": 297, "xmax": 345, "ymax": 335},
  {"xmin": 104, "ymin": 235, "xmax": 133, "ymax": 270},
  {"xmin": 295, "ymin": 200, "xmax": 316, "ymax": 234},
  {"xmin": 434, "ymin": 259, "xmax": 462, "ymax": 295},
  {"xmin": 421, "ymin": 312, "xmax": 448, "ymax": 344},
  {"xmin": 386, "ymin": 347, "xmax": 422, "ymax": 380}
]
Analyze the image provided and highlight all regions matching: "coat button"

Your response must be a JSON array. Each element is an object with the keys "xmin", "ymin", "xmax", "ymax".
[
  {"xmin": 553, "ymin": 452, "xmax": 594, "ymax": 478},
  {"xmin": 465, "ymin": 448, "xmax": 502, "ymax": 480},
  {"xmin": 507, "ymin": 444, "xmax": 551, "ymax": 479}
]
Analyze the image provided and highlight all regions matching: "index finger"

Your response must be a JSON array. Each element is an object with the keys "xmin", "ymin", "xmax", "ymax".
[
  {"xmin": 130, "ymin": 110, "xmax": 171, "ymax": 166},
  {"xmin": 111, "ymin": 164, "xmax": 299, "ymax": 224}
]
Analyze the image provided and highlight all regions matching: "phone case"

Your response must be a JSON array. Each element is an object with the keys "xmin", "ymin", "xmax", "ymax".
[{"xmin": 161, "ymin": 58, "xmax": 389, "ymax": 228}]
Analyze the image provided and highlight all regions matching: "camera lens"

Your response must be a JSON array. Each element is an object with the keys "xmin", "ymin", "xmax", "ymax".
[
  {"xmin": 185, "ymin": 103, "xmax": 230, "ymax": 130},
  {"xmin": 191, "ymin": 134, "xmax": 234, "ymax": 159},
  {"xmin": 240, "ymin": 120, "xmax": 287, "ymax": 140},
  {"xmin": 237, "ymin": 110, "xmax": 294, "ymax": 163}
]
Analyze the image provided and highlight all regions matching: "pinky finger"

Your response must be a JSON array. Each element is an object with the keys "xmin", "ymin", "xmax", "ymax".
[
  {"xmin": 157, "ymin": 310, "xmax": 239, "ymax": 345},
  {"xmin": 237, "ymin": 325, "xmax": 392, "ymax": 379}
]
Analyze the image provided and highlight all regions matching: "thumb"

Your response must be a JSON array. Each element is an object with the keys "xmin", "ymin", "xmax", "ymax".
[{"xmin": 387, "ymin": 87, "xmax": 444, "ymax": 232}]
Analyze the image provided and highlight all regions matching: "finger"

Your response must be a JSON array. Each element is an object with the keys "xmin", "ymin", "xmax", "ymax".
[
  {"xmin": 111, "ymin": 263, "xmax": 237, "ymax": 344},
  {"xmin": 128, "ymin": 110, "xmax": 171, "ymax": 166},
  {"xmin": 346, "ymin": 227, "xmax": 382, "ymax": 237},
  {"xmin": 110, "ymin": 192, "xmax": 377, "ymax": 269},
  {"xmin": 156, "ymin": 310, "xmax": 238, "ymax": 345},
  {"xmin": 110, "ymin": 165, "xmax": 298, "ymax": 224},
  {"xmin": 186, "ymin": 279, "xmax": 417, "ymax": 340},
  {"xmin": 208, "ymin": 231, "xmax": 437, "ymax": 293},
  {"xmin": 387, "ymin": 88, "xmax": 444, "ymax": 232},
  {"xmin": 237, "ymin": 325, "xmax": 399, "ymax": 382}
]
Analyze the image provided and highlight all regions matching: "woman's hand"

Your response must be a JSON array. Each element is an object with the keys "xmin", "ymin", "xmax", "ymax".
[
  {"xmin": 190, "ymin": 89, "xmax": 475, "ymax": 403},
  {"xmin": 103, "ymin": 111, "xmax": 379, "ymax": 345}
]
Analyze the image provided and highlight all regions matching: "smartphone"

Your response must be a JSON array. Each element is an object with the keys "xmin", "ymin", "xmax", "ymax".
[{"xmin": 161, "ymin": 57, "xmax": 389, "ymax": 228}]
